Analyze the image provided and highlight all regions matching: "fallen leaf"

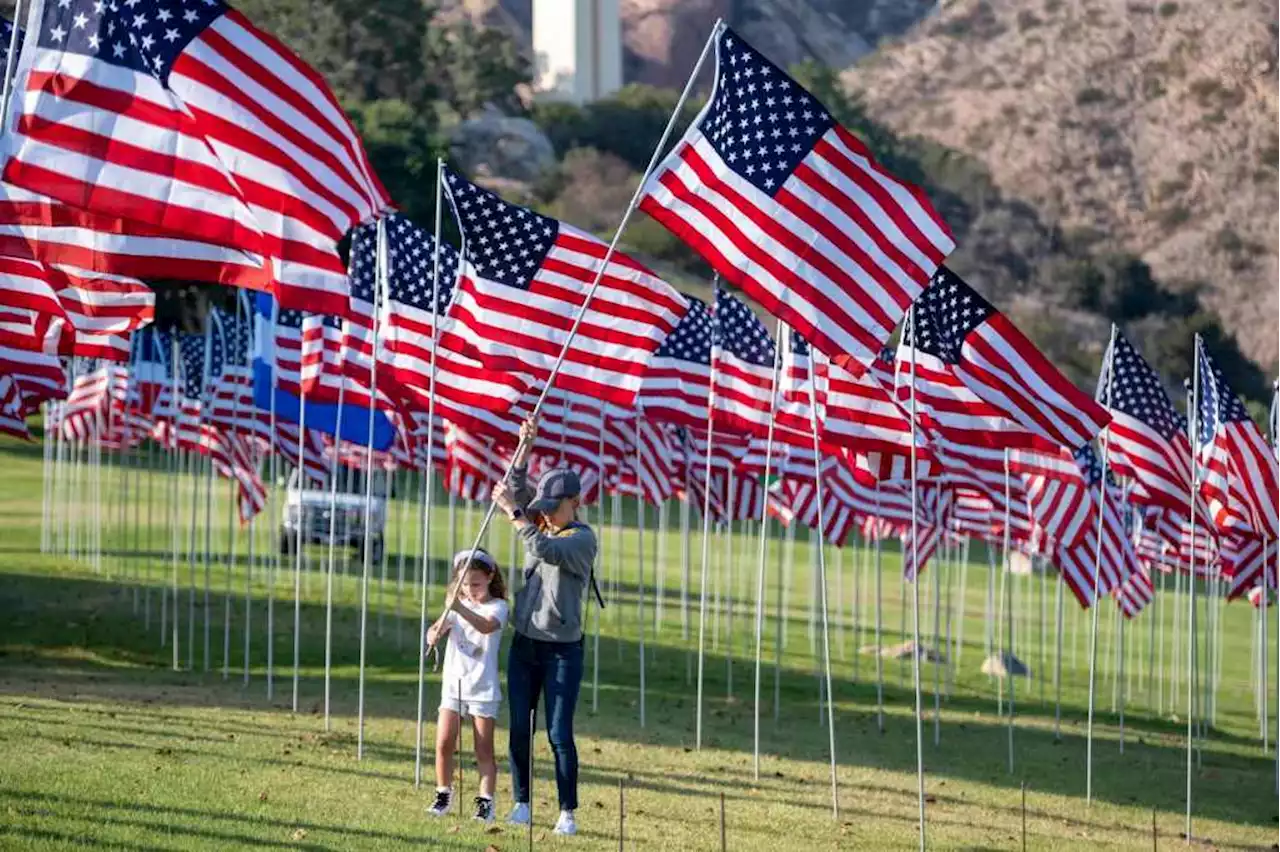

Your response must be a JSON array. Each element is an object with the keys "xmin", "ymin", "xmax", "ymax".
[
  {"xmin": 924, "ymin": 795, "xmax": 937, "ymax": 804},
  {"xmin": 445, "ymin": 825, "xmax": 460, "ymax": 834},
  {"xmin": 258, "ymin": 791, "xmax": 268, "ymax": 802},
  {"xmin": 290, "ymin": 828, "xmax": 307, "ymax": 841},
  {"xmin": 484, "ymin": 846, "xmax": 500, "ymax": 852}
]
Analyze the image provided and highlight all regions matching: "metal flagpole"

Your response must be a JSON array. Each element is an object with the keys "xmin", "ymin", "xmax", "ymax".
[
  {"xmin": 324, "ymin": 380, "xmax": 346, "ymax": 732},
  {"xmin": 1055, "ymin": 566, "xmax": 1064, "ymax": 741},
  {"xmin": 932, "ymin": 510, "xmax": 942, "ymax": 745},
  {"xmin": 144, "ymin": 410, "xmax": 155, "ymax": 632},
  {"xmin": 423, "ymin": 20, "xmax": 724, "ymax": 662},
  {"xmin": 1185, "ymin": 338, "xmax": 1202, "ymax": 841},
  {"xmin": 635, "ymin": 416, "xmax": 648, "ymax": 728},
  {"xmin": 681, "ymin": 433, "xmax": 692, "ymax": 645},
  {"xmin": 752, "ymin": 317, "xmax": 783, "ymax": 779},
  {"xmin": 656, "ymin": 498, "xmax": 668, "ymax": 631},
  {"xmin": 907, "ymin": 307, "xmax": 926, "ymax": 841},
  {"xmin": 266, "ymin": 301, "xmax": 281, "ymax": 701},
  {"xmin": 591, "ymin": 416, "xmax": 605, "ymax": 713},
  {"xmin": 377, "ymin": 461, "xmax": 393, "ymax": 638},
  {"xmin": 955, "ymin": 538, "xmax": 970, "ymax": 669},
  {"xmin": 724, "ymin": 468, "xmax": 734, "ymax": 697},
  {"xmin": 1000, "ymin": 449, "xmax": 1014, "ymax": 775},
  {"xmin": 874, "ymin": 484, "xmax": 885, "ymax": 733},
  {"xmin": 244, "ymin": 466, "xmax": 258, "ymax": 686},
  {"xmin": 222, "ymin": 303, "xmax": 246, "ymax": 680},
  {"xmin": 413, "ymin": 158, "xmax": 446, "ymax": 789},
  {"xmin": 695, "ymin": 280, "xmax": 720, "ymax": 751},
  {"xmin": 798, "ymin": 326, "xmax": 839, "ymax": 821},
  {"xmin": 854, "ymin": 529, "xmax": 867, "ymax": 683},
  {"xmin": 41, "ymin": 400, "xmax": 53, "ymax": 554},
  {"xmin": 291, "ymin": 381, "xmax": 308, "ymax": 712},
  {"xmin": 1086, "ymin": 324, "xmax": 1118, "ymax": 803},
  {"xmin": 773, "ymin": 513, "xmax": 786, "ymax": 724},
  {"xmin": 357, "ymin": 216, "xmax": 388, "ymax": 761},
  {"xmin": 168, "ymin": 337, "xmax": 182, "ymax": 669},
  {"xmin": 196, "ymin": 321, "xmax": 215, "ymax": 672},
  {"xmin": 395, "ymin": 467, "xmax": 408, "ymax": 650}
]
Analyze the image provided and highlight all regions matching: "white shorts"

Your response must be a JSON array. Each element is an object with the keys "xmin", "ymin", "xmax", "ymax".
[{"xmin": 438, "ymin": 697, "xmax": 501, "ymax": 719}]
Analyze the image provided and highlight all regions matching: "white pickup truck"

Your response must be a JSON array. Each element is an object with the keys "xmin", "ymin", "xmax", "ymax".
[{"xmin": 279, "ymin": 467, "xmax": 386, "ymax": 564}]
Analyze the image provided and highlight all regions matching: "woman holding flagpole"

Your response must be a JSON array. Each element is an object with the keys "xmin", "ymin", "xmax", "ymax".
[{"xmin": 491, "ymin": 415, "xmax": 600, "ymax": 837}]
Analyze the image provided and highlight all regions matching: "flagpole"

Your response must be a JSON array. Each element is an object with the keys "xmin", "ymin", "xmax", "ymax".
[
  {"xmin": 394, "ymin": 467, "xmax": 408, "ymax": 651},
  {"xmin": 800, "ymin": 326, "xmax": 839, "ymax": 821},
  {"xmin": 695, "ymin": 282, "xmax": 720, "ymax": 752},
  {"xmin": 143, "ymin": 404, "xmax": 154, "ymax": 633},
  {"xmin": 1185, "ymin": 337, "xmax": 1202, "ymax": 841},
  {"xmin": 773, "ymin": 513, "xmax": 788, "ymax": 724},
  {"xmin": 168, "ymin": 336, "xmax": 182, "ymax": 670},
  {"xmin": 40, "ymin": 400, "xmax": 52, "ymax": 554},
  {"xmin": 324, "ymin": 380, "xmax": 345, "ymax": 732},
  {"xmin": 1085, "ymin": 323, "xmax": 1118, "ymax": 803},
  {"xmin": 1054, "ymin": 565, "xmax": 1064, "ymax": 740},
  {"xmin": 634, "ymin": 416, "xmax": 648, "ymax": 728},
  {"xmin": 999, "ymin": 449, "xmax": 1014, "ymax": 775},
  {"xmin": 413, "ymin": 160, "xmax": 446, "ymax": 788},
  {"xmin": 266, "ymin": 302, "xmax": 280, "ymax": 701},
  {"xmin": 377, "ymin": 459, "xmax": 393, "ymax": 639},
  {"xmin": 357, "ymin": 216, "xmax": 388, "ymax": 761},
  {"xmin": 752, "ymin": 317, "xmax": 783, "ymax": 780},
  {"xmin": 425, "ymin": 22, "xmax": 724, "ymax": 642},
  {"xmin": 291, "ymin": 382, "xmax": 309, "ymax": 712},
  {"xmin": 224, "ymin": 302, "xmax": 246, "ymax": 680},
  {"xmin": 244, "ymin": 465, "xmax": 257, "ymax": 686},
  {"xmin": 723, "ymin": 466, "xmax": 734, "ymax": 697},
  {"xmin": 681, "ymin": 431, "xmax": 692, "ymax": 647},
  {"xmin": 655, "ymin": 497, "xmax": 668, "ymax": 632},
  {"xmin": 592, "ymin": 415, "xmax": 605, "ymax": 714},
  {"xmin": 874, "ymin": 484, "xmax": 885, "ymax": 733},
  {"xmin": 907, "ymin": 306, "xmax": 927, "ymax": 842}
]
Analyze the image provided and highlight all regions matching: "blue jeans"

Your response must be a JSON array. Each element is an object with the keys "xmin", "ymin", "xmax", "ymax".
[{"xmin": 507, "ymin": 633, "xmax": 583, "ymax": 810}]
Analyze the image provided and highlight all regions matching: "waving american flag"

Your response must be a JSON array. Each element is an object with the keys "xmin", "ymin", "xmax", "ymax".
[
  {"xmin": 442, "ymin": 167, "xmax": 687, "ymax": 408},
  {"xmin": 639, "ymin": 25, "xmax": 954, "ymax": 374}
]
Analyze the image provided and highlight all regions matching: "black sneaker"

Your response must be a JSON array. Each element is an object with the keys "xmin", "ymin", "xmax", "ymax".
[
  {"xmin": 427, "ymin": 789, "xmax": 452, "ymax": 817},
  {"xmin": 473, "ymin": 796, "xmax": 495, "ymax": 824}
]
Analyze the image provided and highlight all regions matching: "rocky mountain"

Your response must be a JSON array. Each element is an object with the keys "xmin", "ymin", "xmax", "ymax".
[{"xmin": 845, "ymin": 0, "xmax": 1279, "ymax": 373}]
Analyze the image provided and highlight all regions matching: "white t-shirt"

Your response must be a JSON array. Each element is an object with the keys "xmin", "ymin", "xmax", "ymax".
[{"xmin": 441, "ymin": 598, "xmax": 509, "ymax": 703}]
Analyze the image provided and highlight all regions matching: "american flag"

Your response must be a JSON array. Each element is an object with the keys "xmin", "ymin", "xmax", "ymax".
[
  {"xmin": 0, "ymin": 374, "xmax": 27, "ymax": 439},
  {"xmin": 5, "ymin": 1, "xmax": 388, "ymax": 312},
  {"xmin": 299, "ymin": 312, "xmax": 348, "ymax": 403},
  {"xmin": 773, "ymin": 477, "xmax": 858, "ymax": 548},
  {"xmin": 1221, "ymin": 533, "xmax": 1270, "ymax": 600},
  {"xmin": 1097, "ymin": 331, "xmax": 1192, "ymax": 514},
  {"xmin": 1115, "ymin": 566, "xmax": 1154, "ymax": 619},
  {"xmin": 0, "ymin": 15, "xmax": 270, "ymax": 290},
  {"xmin": 270, "ymin": 305, "xmax": 306, "ymax": 398},
  {"xmin": 636, "ymin": 295, "xmax": 713, "ymax": 429},
  {"xmin": 0, "ymin": 254, "xmax": 68, "ymax": 353},
  {"xmin": 442, "ymin": 167, "xmax": 687, "ymax": 407},
  {"xmin": 57, "ymin": 359, "xmax": 114, "ymax": 441},
  {"xmin": 273, "ymin": 420, "xmax": 330, "ymax": 485},
  {"xmin": 208, "ymin": 298, "xmax": 266, "ymax": 445},
  {"xmin": 348, "ymin": 216, "xmax": 530, "ymax": 433},
  {"xmin": 1008, "ymin": 441, "xmax": 1093, "ymax": 550},
  {"xmin": 1196, "ymin": 339, "xmax": 1278, "ymax": 539},
  {"xmin": 900, "ymin": 267, "xmax": 1110, "ymax": 451},
  {"xmin": 638, "ymin": 25, "xmax": 954, "ymax": 374},
  {"xmin": 820, "ymin": 346, "xmax": 933, "ymax": 482},
  {"xmin": 1051, "ymin": 444, "xmax": 1137, "ymax": 609},
  {"xmin": 711, "ymin": 288, "xmax": 789, "ymax": 440}
]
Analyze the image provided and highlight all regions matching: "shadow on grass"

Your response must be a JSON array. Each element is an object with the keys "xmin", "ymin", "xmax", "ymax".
[{"xmin": 0, "ymin": 568, "xmax": 1274, "ymax": 841}]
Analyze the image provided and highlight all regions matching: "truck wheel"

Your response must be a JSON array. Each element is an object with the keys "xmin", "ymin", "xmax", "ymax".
[{"xmin": 279, "ymin": 530, "xmax": 295, "ymax": 555}]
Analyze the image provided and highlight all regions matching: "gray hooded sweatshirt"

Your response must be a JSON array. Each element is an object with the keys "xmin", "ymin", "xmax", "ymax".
[{"xmin": 509, "ymin": 465, "xmax": 599, "ymax": 643}]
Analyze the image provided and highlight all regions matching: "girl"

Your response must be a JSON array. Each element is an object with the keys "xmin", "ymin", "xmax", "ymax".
[{"xmin": 425, "ymin": 547, "xmax": 509, "ymax": 823}]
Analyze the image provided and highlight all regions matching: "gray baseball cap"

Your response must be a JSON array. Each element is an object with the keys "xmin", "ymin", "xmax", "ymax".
[{"xmin": 528, "ymin": 468, "xmax": 581, "ymax": 515}]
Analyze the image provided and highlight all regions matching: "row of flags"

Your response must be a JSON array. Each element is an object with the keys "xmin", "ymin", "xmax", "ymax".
[{"xmin": 0, "ymin": 10, "xmax": 1273, "ymax": 618}]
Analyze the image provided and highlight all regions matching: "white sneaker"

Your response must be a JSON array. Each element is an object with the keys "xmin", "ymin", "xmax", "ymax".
[
  {"xmin": 507, "ymin": 802, "xmax": 531, "ymax": 825},
  {"xmin": 427, "ymin": 788, "xmax": 453, "ymax": 817},
  {"xmin": 472, "ymin": 796, "xmax": 496, "ymax": 824},
  {"xmin": 553, "ymin": 810, "xmax": 577, "ymax": 836}
]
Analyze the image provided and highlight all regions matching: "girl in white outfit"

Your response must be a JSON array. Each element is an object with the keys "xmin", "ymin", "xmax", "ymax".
[{"xmin": 426, "ymin": 548, "xmax": 509, "ymax": 823}]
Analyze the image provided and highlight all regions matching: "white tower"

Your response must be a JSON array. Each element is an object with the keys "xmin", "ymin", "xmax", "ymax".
[{"xmin": 532, "ymin": 0, "xmax": 623, "ymax": 104}]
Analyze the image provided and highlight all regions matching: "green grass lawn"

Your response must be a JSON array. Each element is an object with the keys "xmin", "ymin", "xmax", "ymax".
[{"xmin": 0, "ymin": 435, "xmax": 1276, "ymax": 850}]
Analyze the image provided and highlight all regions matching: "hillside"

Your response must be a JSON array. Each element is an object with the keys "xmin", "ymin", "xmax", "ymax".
[{"xmin": 845, "ymin": 0, "xmax": 1280, "ymax": 375}]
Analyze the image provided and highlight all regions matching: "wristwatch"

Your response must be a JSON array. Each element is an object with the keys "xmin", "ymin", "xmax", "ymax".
[{"xmin": 509, "ymin": 508, "xmax": 524, "ymax": 522}]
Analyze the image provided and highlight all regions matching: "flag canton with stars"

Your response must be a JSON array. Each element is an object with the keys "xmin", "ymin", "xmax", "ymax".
[
  {"xmin": 1196, "ymin": 342, "xmax": 1252, "ymax": 446},
  {"xmin": 699, "ymin": 26, "xmax": 833, "ymax": 197},
  {"xmin": 443, "ymin": 168, "xmax": 556, "ymax": 290},
  {"xmin": 350, "ymin": 215, "xmax": 459, "ymax": 314},
  {"xmin": 276, "ymin": 307, "xmax": 304, "ymax": 330},
  {"xmin": 217, "ymin": 305, "xmax": 252, "ymax": 368},
  {"xmin": 1106, "ymin": 333, "xmax": 1185, "ymax": 440},
  {"xmin": 789, "ymin": 329, "xmax": 810, "ymax": 358},
  {"xmin": 903, "ymin": 266, "xmax": 995, "ymax": 364},
  {"xmin": 37, "ymin": 0, "xmax": 225, "ymax": 85},
  {"xmin": 654, "ymin": 296, "xmax": 712, "ymax": 365},
  {"xmin": 1074, "ymin": 443, "xmax": 1118, "ymax": 489},
  {"xmin": 714, "ymin": 290, "xmax": 775, "ymax": 368},
  {"xmin": 0, "ymin": 16, "xmax": 24, "ymax": 72},
  {"xmin": 177, "ymin": 332, "xmax": 211, "ymax": 400}
]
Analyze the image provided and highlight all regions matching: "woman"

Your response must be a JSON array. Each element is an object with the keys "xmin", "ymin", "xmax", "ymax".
[{"xmin": 491, "ymin": 416, "xmax": 599, "ymax": 838}]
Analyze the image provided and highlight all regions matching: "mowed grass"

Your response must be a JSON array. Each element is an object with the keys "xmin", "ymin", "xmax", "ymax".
[{"xmin": 0, "ymin": 436, "xmax": 1276, "ymax": 850}]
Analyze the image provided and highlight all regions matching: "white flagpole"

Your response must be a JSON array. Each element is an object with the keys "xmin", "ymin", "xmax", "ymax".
[
  {"xmin": 394, "ymin": 467, "xmax": 408, "ymax": 650},
  {"xmin": 681, "ymin": 433, "xmax": 692, "ymax": 647},
  {"xmin": 324, "ymin": 380, "xmax": 346, "ymax": 732},
  {"xmin": 266, "ymin": 302, "xmax": 281, "ymax": 701},
  {"xmin": 244, "ymin": 454, "xmax": 259, "ymax": 686},
  {"xmin": 695, "ymin": 281, "xmax": 720, "ymax": 751},
  {"xmin": 1185, "ymin": 337, "xmax": 1202, "ymax": 840},
  {"xmin": 423, "ymin": 21, "xmax": 724, "ymax": 648},
  {"xmin": 167, "ymin": 337, "xmax": 182, "ymax": 670},
  {"xmin": 907, "ymin": 308, "xmax": 926, "ymax": 842},
  {"xmin": 874, "ymin": 484, "xmax": 885, "ymax": 733},
  {"xmin": 223, "ymin": 302, "xmax": 246, "ymax": 680},
  {"xmin": 800, "ymin": 325, "xmax": 839, "ymax": 821},
  {"xmin": 752, "ymin": 317, "xmax": 783, "ymax": 779},
  {"xmin": 357, "ymin": 216, "xmax": 388, "ymax": 761},
  {"xmin": 655, "ymin": 497, "xmax": 668, "ymax": 632},
  {"xmin": 1001, "ymin": 449, "xmax": 1014, "ymax": 775},
  {"xmin": 143, "ymin": 406, "xmax": 155, "ymax": 633},
  {"xmin": 635, "ymin": 416, "xmax": 647, "ymax": 728},
  {"xmin": 591, "ymin": 415, "xmax": 605, "ymax": 714},
  {"xmin": 40, "ymin": 400, "xmax": 53, "ymax": 554},
  {"xmin": 773, "ymin": 513, "xmax": 788, "ymax": 724},
  {"xmin": 413, "ymin": 159, "xmax": 446, "ymax": 788},
  {"xmin": 291, "ymin": 381, "xmax": 309, "ymax": 712},
  {"xmin": 377, "ymin": 460, "xmax": 393, "ymax": 638},
  {"xmin": 1055, "ymin": 564, "xmax": 1065, "ymax": 741},
  {"xmin": 198, "ymin": 321, "xmax": 215, "ymax": 672},
  {"xmin": 724, "ymin": 467, "xmax": 734, "ymax": 696},
  {"xmin": 1086, "ymin": 323, "xmax": 1118, "ymax": 803}
]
